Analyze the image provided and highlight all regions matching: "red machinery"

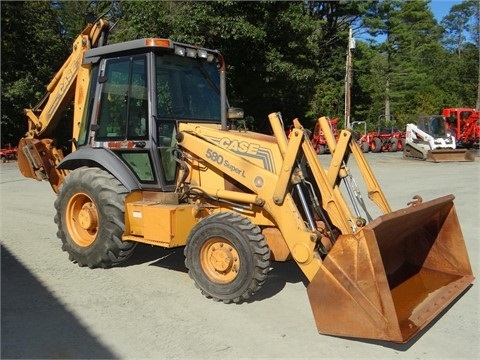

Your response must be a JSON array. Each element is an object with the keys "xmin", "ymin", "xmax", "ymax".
[
  {"xmin": 368, "ymin": 128, "xmax": 405, "ymax": 153},
  {"xmin": 351, "ymin": 121, "xmax": 370, "ymax": 153},
  {"xmin": 0, "ymin": 145, "xmax": 17, "ymax": 163},
  {"xmin": 367, "ymin": 116, "xmax": 405, "ymax": 153},
  {"xmin": 311, "ymin": 117, "xmax": 340, "ymax": 154},
  {"xmin": 442, "ymin": 108, "xmax": 480, "ymax": 149}
]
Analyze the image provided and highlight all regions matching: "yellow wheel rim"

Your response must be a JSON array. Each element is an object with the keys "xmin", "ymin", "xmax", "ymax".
[
  {"xmin": 200, "ymin": 237, "xmax": 240, "ymax": 284},
  {"xmin": 66, "ymin": 192, "xmax": 99, "ymax": 247}
]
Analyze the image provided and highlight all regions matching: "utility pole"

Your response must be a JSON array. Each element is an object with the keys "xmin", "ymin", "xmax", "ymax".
[
  {"xmin": 385, "ymin": 76, "xmax": 390, "ymax": 121},
  {"xmin": 344, "ymin": 27, "xmax": 355, "ymax": 129}
]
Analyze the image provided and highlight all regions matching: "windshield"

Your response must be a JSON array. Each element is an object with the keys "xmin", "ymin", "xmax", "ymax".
[
  {"xmin": 155, "ymin": 54, "xmax": 221, "ymax": 122},
  {"xmin": 420, "ymin": 116, "xmax": 446, "ymax": 137}
]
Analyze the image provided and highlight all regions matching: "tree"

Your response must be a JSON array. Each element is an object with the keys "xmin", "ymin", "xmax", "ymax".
[
  {"xmin": 441, "ymin": 0, "xmax": 480, "ymax": 108},
  {"xmin": 361, "ymin": 0, "xmax": 444, "ymax": 127},
  {"xmin": 1, "ymin": 1, "xmax": 68, "ymax": 146}
]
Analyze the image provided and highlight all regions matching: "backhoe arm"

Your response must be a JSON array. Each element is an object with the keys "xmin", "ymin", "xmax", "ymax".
[
  {"xmin": 18, "ymin": 19, "xmax": 111, "ymax": 192},
  {"xmin": 24, "ymin": 19, "xmax": 110, "ymax": 139}
]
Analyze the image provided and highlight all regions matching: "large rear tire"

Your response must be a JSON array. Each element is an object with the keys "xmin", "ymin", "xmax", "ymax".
[
  {"xmin": 371, "ymin": 137, "xmax": 382, "ymax": 153},
  {"xmin": 184, "ymin": 212, "xmax": 271, "ymax": 303},
  {"xmin": 389, "ymin": 138, "xmax": 398, "ymax": 152},
  {"xmin": 54, "ymin": 167, "xmax": 137, "ymax": 268}
]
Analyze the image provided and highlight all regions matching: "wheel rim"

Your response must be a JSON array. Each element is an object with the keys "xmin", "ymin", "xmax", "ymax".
[
  {"xmin": 200, "ymin": 237, "xmax": 240, "ymax": 284},
  {"xmin": 66, "ymin": 192, "xmax": 99, "ymax": 247}
]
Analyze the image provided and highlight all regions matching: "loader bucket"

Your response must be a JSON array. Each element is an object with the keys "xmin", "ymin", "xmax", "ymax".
[
  {"xmin": 307, "ymin": 195, "xmax": 474, "ymax": 343},
  {"xmin": 426, "ymin": 149, "xmax": 475, "ymax": 162}
]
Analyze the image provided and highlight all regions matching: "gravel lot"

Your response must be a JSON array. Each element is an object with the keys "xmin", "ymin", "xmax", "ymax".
[{"xmin": 1, "ymin": 151, "xmax": 479, "ymax": 359}]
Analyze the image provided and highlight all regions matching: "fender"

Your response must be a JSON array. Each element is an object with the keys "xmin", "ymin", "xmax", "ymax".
[{"xmin": 57, "ymin": 147, "xmax": 141, "ymax": 191}]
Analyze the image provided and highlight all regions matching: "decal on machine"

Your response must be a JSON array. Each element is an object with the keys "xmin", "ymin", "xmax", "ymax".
[
  {"xmin": 206, "ymin": 148, "xmax": 246, "ymax": 177},
  {"xmin": 204, "ymin": 136, "xmax": 276, "ymax": 173}
]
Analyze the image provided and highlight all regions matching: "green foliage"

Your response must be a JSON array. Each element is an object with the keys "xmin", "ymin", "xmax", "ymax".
[
  {"xmin": 1, "ymin": 0, "xmax": 478, "ymax": 145},
  {"xmin": 1, "ymin": 1, "xmax": 69, "ymax": 145}
]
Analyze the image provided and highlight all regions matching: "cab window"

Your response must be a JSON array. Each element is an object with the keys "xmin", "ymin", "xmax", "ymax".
[{"xmin": 97, "ymin": 55, "xmax": 148, "ymax": 140}]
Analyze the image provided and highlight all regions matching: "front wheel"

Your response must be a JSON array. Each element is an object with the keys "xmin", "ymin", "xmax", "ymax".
[
  {"xmin": 54, "ymin": 167, "xmax": 137, "ymax": 268},
  {"xmin": 184, "ymin": 212, "xmax": 271, "ymax": 303},
  {"xmin": 361, "ymin": 141, "xmax": 369, "ymax": 153}
]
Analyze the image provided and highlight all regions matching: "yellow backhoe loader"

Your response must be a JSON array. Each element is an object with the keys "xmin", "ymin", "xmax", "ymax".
[{"xmin": 17, "ymin": 6, "xmax": 474, "ymax": 343}]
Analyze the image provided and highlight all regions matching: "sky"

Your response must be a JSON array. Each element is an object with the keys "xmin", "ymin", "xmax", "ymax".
[
  {"xmin": 429, "ymin": 0, "xmax": 464, "ymax": 22},
  {"xmin": 357, "ymin": 0, "xmax": 466, "ymax": 42}
]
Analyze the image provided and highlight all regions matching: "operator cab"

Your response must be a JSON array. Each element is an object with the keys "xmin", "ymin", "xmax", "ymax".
[
  {"xmin": 418, "ymin": 116, "xmax": 447, "ymax": 138},
  {"xmin": 78, "ymin": 38, "xmax": 234, "ymax": 191}
]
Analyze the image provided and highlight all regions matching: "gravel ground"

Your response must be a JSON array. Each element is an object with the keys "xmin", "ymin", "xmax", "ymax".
[{"xmin": 1, "ymin": 151, "xmax": 479, "ymax": 359}]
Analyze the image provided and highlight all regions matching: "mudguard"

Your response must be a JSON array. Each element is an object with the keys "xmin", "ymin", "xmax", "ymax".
[{"xmin": 57, "ymin": 147, "xmax": 141, "ymax": 191}]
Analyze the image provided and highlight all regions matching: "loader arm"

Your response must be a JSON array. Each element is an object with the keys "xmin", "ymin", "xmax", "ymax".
[
  {"xmin": 18, "ymin": 19, "xmax": 111, "ymax": 191},
  {"xmin": 177, "ymin": 121, "xmax": 327, "ymax": 281},
  {"xmin": 177, "ymin": 110, "xmax": 402, "ymax": 283},
  {"xmin": 310, "ymin": 116, "xmax": 391, "ymax": 215}
]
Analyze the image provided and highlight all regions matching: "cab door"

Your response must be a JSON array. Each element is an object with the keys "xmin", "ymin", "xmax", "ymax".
[{"xmin": 93, "ymin": 53, "xmax": 177, "ymax": 191}]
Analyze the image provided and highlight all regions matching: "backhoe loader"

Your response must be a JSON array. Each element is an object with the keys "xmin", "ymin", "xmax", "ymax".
[{"xmin": 17, "ymin": 8, "xmax": 474, "ymax": 344}]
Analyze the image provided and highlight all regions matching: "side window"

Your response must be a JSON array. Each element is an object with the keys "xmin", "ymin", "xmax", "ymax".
[
  {"xmin": 96, "ymin": 56, "xmax": 148, "ymax": 140},
  {"xmin": 128, "ymin": 58, "xmax": 148, "ymax": 139},
  {"xmin": 97, "ymin": 60, "xmax": 129, "ymax": 139},
  {"xmin": 157, "ymin": 121, "xmax": 177, "ymax": 183}
]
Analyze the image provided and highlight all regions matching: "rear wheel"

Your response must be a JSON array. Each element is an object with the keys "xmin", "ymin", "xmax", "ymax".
[
  {"xmin": 389, "ymin": 138, "xmax": 398, "ymax": 152},
  {"xmin": 54, "ymin": 167, "xmax": 137, "ymax": 268},
  {"xmin": 371, "ymin": 137, "xmax": 382, "ymax": 152},
  {"xmin": 184, "ymin": 212, "xmax": 271, "ymax": 303}
]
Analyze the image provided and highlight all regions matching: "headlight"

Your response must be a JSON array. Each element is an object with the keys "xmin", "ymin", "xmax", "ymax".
[
  {"xmin": 174, "ymin": 45, "xmax": 186, "ymax": 56},
  {"xmin": 186, "ymin": 48, "xmax": 197, "ymax": 58}
]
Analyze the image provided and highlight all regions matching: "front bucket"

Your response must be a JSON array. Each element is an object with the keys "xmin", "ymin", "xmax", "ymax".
[
  {"xmin": 426, "ymin": 149, "xmax": 475, "ymax": 162},
  {"xmin": 307, "ymin": 195, "xmax": 474, "ymax": 343}
]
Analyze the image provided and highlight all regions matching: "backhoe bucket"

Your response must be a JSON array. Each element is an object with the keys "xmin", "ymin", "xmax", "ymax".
[
  {"xmin": 426, "ymin": 149, "xmax": 475, "ymax": 162},
  {"xmin": 307, "ymin": 195, "xmax": 474, "ymax": 343}
]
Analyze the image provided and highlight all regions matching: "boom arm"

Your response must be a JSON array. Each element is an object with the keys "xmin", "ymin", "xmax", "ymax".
[
  {"xmin": 18, "ymin": 19, "xmax": 111, "ymax": 191},
  {"xmin": 24, "ymin": 19, "xmax": 111, "ymax": 139}
]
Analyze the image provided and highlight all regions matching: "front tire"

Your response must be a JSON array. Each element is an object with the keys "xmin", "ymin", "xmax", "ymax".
[
  {"xmin": 361, "ymin": 141, "xmax": 369, "ymax": 153},
  {"xmin": 54, "ymin": 167, "xmax": 137, "ymax": 268},
  {"xmin": 184, "ymin": 212, "xmax": 271, "ymax": 303}
]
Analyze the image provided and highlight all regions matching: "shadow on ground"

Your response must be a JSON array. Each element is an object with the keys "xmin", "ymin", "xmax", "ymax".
[
  {"xmin": 122, "ymin": 243, "xmax": 307, "ymax": 303},
  {"xmin": 1, "ymin": 245, "xmax": 116, "ymax": 359}
]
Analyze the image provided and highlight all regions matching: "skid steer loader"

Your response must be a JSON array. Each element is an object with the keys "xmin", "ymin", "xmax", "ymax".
[
  {"xmin": 404, "ymin": 116, "xmax": 474, "ymax": 162},
  {"xmin": 17, "ymin": 5, "xmax": 474, "ymax": 343}
]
